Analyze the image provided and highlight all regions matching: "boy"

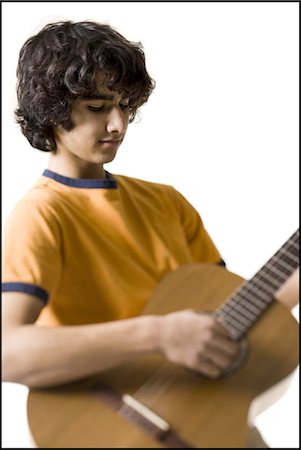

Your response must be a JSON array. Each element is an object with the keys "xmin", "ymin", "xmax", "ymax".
[
  {"xmin": 2, "ymin": 20, "xmax": 297, "ymax": 448},
  {"xmin": 2, "ymin": 19, "xmax": 237, "ymax": 388}
]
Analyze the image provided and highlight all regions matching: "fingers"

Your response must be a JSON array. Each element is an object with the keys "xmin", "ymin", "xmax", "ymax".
[
  {"xmin": 191, "ymin": 333, "xmax": 239, "ymax": 378},
  {"xmin": 160, "ymin": 309, "xmax": 241, "ymax": 378},
  {"xmin": 198, "ymin": 346, "xmax": 236, "ymax": 374},
  {"xmin": 195, "ymin": 357, "xmax": 223, "ymax": 379},
  {"xmin": 206, "ymin": 332, "xmax": 239, "ymax": 358},
  {"xmin": 195, "ymin": 315, "xmax": 239, "ymax": 377},
  {"xmin": 194, "ymin": 312, "xmax": 238, "ymax": 357},
  {"xmin": 194, "ymin": 310, "xmax": 232, "ymax": 339}
]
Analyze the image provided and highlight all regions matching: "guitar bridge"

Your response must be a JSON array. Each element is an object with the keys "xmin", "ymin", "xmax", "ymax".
[{"xmin": 119, "ymin": 394, "xmax": 170, "ymax": 438}]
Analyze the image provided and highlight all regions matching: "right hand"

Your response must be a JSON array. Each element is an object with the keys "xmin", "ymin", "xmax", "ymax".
[{"xmin": 158, "ymin": 309, "xmax": 239, "ymax": 378}]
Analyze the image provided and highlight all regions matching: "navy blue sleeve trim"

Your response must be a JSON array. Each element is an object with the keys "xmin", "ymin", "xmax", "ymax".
[
  {"xmin": 1, "ymin": 282, "xmax": 49, "ymax": 303},
  {"xmin": 216, "ymin": 259, "xmax": 226, "ymax": 268}
]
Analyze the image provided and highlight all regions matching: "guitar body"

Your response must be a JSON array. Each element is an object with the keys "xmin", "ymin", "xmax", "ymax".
[{"xmin": 27, "ymin": 264, "xmax": 299, "ymax": 448}]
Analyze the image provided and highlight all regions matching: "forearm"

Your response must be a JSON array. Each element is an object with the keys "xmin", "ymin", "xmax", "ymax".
[
  {"xmin": 2, "ymin": 295, "xmax": 241, "ymax": 389},
  {"xmin": 3, "ymin": 315, "xmax": 160, "ymax": 388}
]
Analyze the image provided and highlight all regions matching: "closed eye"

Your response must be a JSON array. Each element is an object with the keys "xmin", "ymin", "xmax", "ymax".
[
  {"xmin": 88, "ymin": 105, "xmax": 104, "ymax": 112},
  {"xmin": 88, "ymin": 103, "xmax": 129, "ymax": 112}
]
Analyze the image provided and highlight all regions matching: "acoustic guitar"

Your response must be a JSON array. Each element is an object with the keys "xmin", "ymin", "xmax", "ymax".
[{"xmin": 27, "ymin": 230, "xmax": 299, "ymax": 448}]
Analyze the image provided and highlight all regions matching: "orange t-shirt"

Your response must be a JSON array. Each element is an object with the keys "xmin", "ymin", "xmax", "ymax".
[{"xmin": 2, "ymin": 170, "xmax": 223, "ymax": 326}]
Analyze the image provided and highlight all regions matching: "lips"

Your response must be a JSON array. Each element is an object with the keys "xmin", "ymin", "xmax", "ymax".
[
  {"xmin": 98, "ymin": 139, "xmax": 122, "ymax": 150},
  {"xmin": 99, "ymin": 136, "xmax": 123, "ymax": 143}
]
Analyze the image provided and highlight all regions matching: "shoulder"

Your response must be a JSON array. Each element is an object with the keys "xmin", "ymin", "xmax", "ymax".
[
  {"xmin": 114, "ymin": 174, "xmax": 180, "ymax": 210},
  {"xmin": 15, "ymin": 176, "xmax": 65, "ymax": 209},
  {"xmin": 113, "ymin": 173, "xmax": 197, "ymax": 213},
  {"xmin": 114, "ymin": 174, "xmax": 174, "ymax": 193},
  {"xmin": 5, "ymin": 177, "xmax": 64, "ymax": 232}
]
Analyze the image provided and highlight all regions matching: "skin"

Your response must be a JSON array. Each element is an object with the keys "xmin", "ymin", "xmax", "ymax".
[
  {"xmin": 49, "ymin": 82, "xmax": 130, "ymax": 178},
  {"xmin": 2, "ymin": 78, "xmax": 299, "ymax": 389}
]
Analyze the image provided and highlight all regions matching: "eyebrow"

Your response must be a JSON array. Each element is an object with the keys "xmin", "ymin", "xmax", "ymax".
[{"xmin": 81, "ymin": 93, "xmax": 115, "ymax": 101}]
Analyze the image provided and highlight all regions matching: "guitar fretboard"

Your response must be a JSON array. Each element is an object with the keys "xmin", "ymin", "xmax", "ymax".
[{"xmin": 214, "ymin": 229, "xmax": 299, "ymax": 340}]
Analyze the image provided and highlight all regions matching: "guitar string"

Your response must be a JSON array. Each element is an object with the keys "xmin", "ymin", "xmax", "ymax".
[
  {"xmin": 225, "ymin": 238, "xmax": 299, "ymax": 326},
  {"xmin": 214, "ymin": 231, "xmax": 299, "ymax": 338},
  {"xmin": 141, "ymin": 362, "xmax": 177, "ymax": 396},
  {"xmin": 133, "ymin": 361, "xmax": 181, "ymax": 401},
  {"xmin": 221, "ymin": 234, "xmax": 298, "ymax": 310},
  {"xmin": 232, "ymin": 233, "xmax": 299, "ymax": 306},
  {"xmin": 216, "ymin": 245, "xmax": 299, "ymax": 337}
]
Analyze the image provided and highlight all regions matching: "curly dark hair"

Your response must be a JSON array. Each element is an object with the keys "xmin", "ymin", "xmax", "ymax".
[{"xmin": 15, "ymin": 20, "xmax": 155, "ymax": 152}]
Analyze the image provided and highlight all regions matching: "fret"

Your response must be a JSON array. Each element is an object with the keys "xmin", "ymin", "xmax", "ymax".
[
  {"xmin": 252, "ymin": 270, "xmax": 284, "ymax": 291},
  {"xmin": 217, "ymin": 283, "xmax": 269, "ymax": 318},
  {"xmin": 264, "ymin": 261, "xmax": 292, "ymax": 279},
  {"xmin": 228, "ymin": 295, "xmax": 265, "ymax": 316},
  {"xmin": 217, "ymin": 295, "xmax": 261, "ymax": 325},
  {"xmin": 220, "ymin": 302, "xmax": 256, "ymax": 325},
  {"xmin": 233, "ymin": 284, "xmax": 272, "ymax": 314},
  {"xmin": 277, "ymin": 241, "xmax": 299, "ymax": 256},
  {"xmin": 249, "ymin": 285, "xmax": 271, "ymax": 304},
  {"xmin": 236, "ymin": 284, "xmax": 271, "ymax": 307},
  {"xmin": 215, "ymin": 229, "xmax": 299, "ymax": 338},
  {"xmin": 227, "ymin": 311, "xmax": 252, "ymax": 328},
  {"xmin": 229, "ymin": 297, "xmax": 263, "ymax": 317},
  {"xmin": 275, "ymin": 256, "xmax": 299, "ymax": 273},
  {"xmin": 290, "ymin": 242, "xmax": 299, "ymax": 252},
  {"xmin": 219, "ymin": 294, "xmax": 267, "ymax": 333},
  {"xmin": 250, "ymin": 253, "xmax": 296, "ymax": 294},
  {"xmin": 276, "ymin": 251, "xmax": 299, "ymax": 268},
  {"xmin": 216, "ymin": 312, "xmax": 247, "ymax": 338},
  {"xmin": 228, "ymin": 289, "xmax": 265, "ymax": 313},
  {"xmin": 276, "ymin": 246, "xmax": 299, "ymax": 264},
  {"xmin": 247, "ymin": 288, "xmax": 271, "ymax": 307}
]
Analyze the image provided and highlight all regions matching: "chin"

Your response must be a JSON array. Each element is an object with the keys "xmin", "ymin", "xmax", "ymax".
[{"xmin": 101, "ymin": 151, "xmax": 118, "ymax": 164}]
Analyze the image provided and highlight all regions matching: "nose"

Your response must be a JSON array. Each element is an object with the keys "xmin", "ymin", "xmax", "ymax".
[{"xmin": 106, "ymin": 106, "xmax": 128, "ymax": 135}]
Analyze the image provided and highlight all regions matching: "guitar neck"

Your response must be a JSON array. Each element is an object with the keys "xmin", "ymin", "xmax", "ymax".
[{"xmin": 214, "ymin": 229, "xmax": 299, "ymax": 340}]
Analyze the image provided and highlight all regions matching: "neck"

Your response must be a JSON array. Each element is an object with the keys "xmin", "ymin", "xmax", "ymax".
[{"xmin": 48, "ymin": 153, "xmax": 106, "ymax": 179}]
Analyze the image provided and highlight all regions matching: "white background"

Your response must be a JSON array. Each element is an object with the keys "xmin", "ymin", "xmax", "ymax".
[{"xmin": 1, "ymin": 1, "xmax": 299, "ymax": 448}]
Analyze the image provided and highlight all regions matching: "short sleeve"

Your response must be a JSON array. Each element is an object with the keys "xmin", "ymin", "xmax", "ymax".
[
  {"xmin": 168, "ymin": 187, "xmax": 223, "ymax": 264},
  {"xmin": 2, "ymin": 197, "xmax": 63, "ymax": 303}
]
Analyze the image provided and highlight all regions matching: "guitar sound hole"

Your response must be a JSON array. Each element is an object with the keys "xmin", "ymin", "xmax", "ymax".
[{"xmin": 220, "ymin": 338, "xmax": 250, "ymax": 378}]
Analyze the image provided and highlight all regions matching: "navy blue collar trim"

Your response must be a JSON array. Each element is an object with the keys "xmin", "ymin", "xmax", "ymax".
[{"xmin": 42, "ymin": 169, "xmax": 118, "ymax": 189}]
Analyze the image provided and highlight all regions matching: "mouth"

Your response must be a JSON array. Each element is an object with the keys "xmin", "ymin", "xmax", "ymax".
[{"xmin": 98, "ymin": 139, "xmax": 122, "ymax": 148}]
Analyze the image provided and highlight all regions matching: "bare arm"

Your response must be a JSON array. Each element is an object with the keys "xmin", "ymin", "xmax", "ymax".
[
  {"xmin": 2, "ymin": 293, "xmax": 238, "ymax": 388},
  {"xmin": 2, "ymin": 292, "xmax": 159, "ymax": 387}
]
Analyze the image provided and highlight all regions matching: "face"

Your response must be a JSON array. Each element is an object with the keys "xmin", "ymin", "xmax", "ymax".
[{"xmin": 53, "ymin": 81, "xmax": 130, "ymax": 174}]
